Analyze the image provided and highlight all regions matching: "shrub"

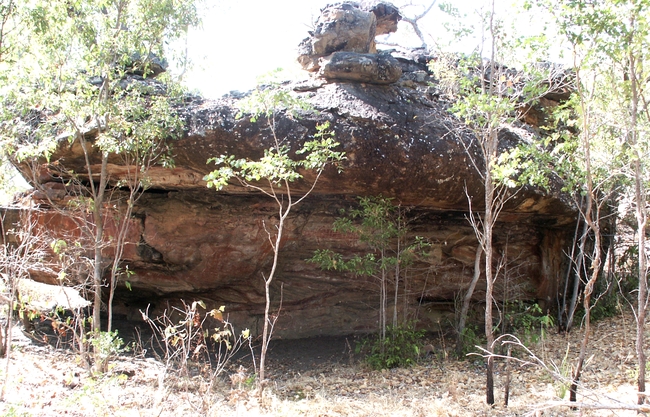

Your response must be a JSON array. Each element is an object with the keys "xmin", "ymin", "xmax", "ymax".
[
  {"xmin": 458, "ymin": 323, "xmax": 483, "ymax": 357},
  {"xmin": 358, "ymin": 323, "xmax": 425, "ymax": 370},
  {"xmin": 87, "ymin": 330, "xmax": 129, "ymax": 374},
  {"xmin": 141, "ymin": 300, "xmax": 249, "ymax": 378},
  {"xmin": 504, "ymin": 302, "xmax": 554, "ymax": 345}
]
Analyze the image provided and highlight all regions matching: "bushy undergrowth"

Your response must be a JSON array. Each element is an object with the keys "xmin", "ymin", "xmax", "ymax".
[
  {"xmin": 504, "ymin": 302, "xmax": 555, "ymax": 345},
  {"xmin": 141, "ymin": 300, "xmax": 249, "ymax": 379},
  {"xmin": 357, "ymin": 323, "xmax": 425, "ymax": 370},
  {"xmin": 458, "ymin": 323, "xmax": 483, "ymax": 357},
  {"xmin": 87, "ymin": 330, "xmax": 129, "ymax": 374}
]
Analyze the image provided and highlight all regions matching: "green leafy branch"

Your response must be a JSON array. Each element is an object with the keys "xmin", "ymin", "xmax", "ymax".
[{"xmin": 204, "ymin": 121, "xmax": 345, "ymax": 198}]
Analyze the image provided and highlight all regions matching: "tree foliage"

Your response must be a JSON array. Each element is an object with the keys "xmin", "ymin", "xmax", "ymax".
[
  {"xmin": 0, "ymin": 0, "xmax": 198, "ymax": 163},
  {"xmin": 0, "ymin": 0, "xmax": 201, "ymax": 371},
  {"xmin": 528, "ymin": 0, "xmax": 650, "ymax": 404},
  {"xmin": 431, "ymin": 0, "xmax": 566, "ymax": 404},
  {"xmin": 309, "ymin": 195, "xmax": 429, "ymax": 358}
]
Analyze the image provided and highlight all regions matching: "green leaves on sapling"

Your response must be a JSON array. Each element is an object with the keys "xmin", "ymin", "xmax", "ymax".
[
  {"xmin": 310, "ymin": 249, "xmax": 378, "ymax": 276},
  {"xmin": 207, "ymin": 146, "xmax": 301, "ymax": 187},
  {"xmin": 204, "ymin": 71, "xmax": 345, "ymax": 384},
  {"xmin": 298, "ymin": 122, "xmax": 345, "ymax": 172},
  {"xmin": 309, "ymin": 196, "xmax": 428, "ymax": 277},
  {"xmin": 204, "ymin": 122, "xmax": 344, "ymax": 190}
]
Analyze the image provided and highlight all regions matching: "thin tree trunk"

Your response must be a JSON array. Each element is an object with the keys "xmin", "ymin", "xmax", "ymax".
[
  {"xmin": 484, "ymin": 167, "xmax": 496, "ymax": 406},
  {"xmin": 0, "ymin": 321, "xmax": 4, "ymax": 359},
  {"xmin": 259, "ymin": 205, "xmax": 287, "ymax": 383},
  {"xmin": 457, "ymin": 245, "xmax": 482, "ymax": 355},
  {"xmin": 393, "ymin": 217, "xmax": 401, "ymax": 328},
  {"xmin": 635, "ymin": 154, "xmax": 647, "ymax": 405},
  {"xmin": 504, "ymin": 344, "xmax": 512, "ymax": 407},
  {"xmin": 403, "ymin": 266, "xmax": 409, "ymax": 326},
  {"xmin": 0, "ymin": 212, "xmax": 6, "ymax": 360},
  {"xmin": 0, "ymin": 288, "xmax": 12, "ymax": 401},
  {"xmin": 92, "ymin": 156, "xmax": 109, "ymax": 334},
  {"xmin": 259, "ymin": 274, "xmax": 271, "ymax": 382},
  {"xmin": 380, "ymin": 248, "xmax": 387, "ymax": 346},
  {"xmin": 570, "ymin": 60, "xmax": 601, "ymax": 403},
  {"xmin": 0, "ymin": 243, "xmax": 13, "ymax": 400},
  {"xmin": 628, "ymin": 45, "xmax": 648, "ymax": 406},
  {"xmin": 107, "ymin": 182, "xmax": 138, "ymax": 333},
  {"xmin": 569, "ymin": 229, "xmax": 600, "ymax": 402},
  {"xmin": 484, "ymin": 3, "xmax": 497, "ymax": 404},
  {"xmin": 565, "ymin": 215, "xmax": 589, "ymax": 332},
  {"xmin": 569, "ymin": 236, "xmax": 587, "ymax": 321}
]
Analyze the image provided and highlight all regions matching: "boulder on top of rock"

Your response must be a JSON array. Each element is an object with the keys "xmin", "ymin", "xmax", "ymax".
[
  {"xmin": 298, "ymin": 3, "xmax": 376, "ymax": 72},
  {"xmin": 298, "ymin": 1, "xmax": 402, "ymax": 76},
  {"xmin": 318, "ymin": 51, "xmax": 402, "ymax": 84},
  {"xmin": 313, "ymin": 3, "xmax": 376, "ymax": 55}
]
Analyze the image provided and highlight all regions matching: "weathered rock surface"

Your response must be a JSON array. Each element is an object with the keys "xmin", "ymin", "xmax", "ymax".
[
  {"xmin": 9, "ymin": 2, "xmax": 577, "ymax": 339},
  {"xmin": 318, "ymin": 51, "xmax": 402, "ymax": 84},
  {"xmin": 298, "ymin": 2, "xmax": 403, "ymax": 84}
]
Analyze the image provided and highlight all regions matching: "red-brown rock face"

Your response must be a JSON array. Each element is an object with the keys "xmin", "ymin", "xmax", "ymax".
[{"xmin": 12, "ymin": 47, "xmax": 576, "ymax": 339}]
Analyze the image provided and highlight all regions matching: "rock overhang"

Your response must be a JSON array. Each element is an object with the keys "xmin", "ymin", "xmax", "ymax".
[{"xmin": 7, "ymin": 1, "xmax": 578, "ymax": 339}]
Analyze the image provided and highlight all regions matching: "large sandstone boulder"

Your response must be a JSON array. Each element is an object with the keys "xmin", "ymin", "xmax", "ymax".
[
  {"xmin": 312, "ymin": 3, "xmax": 376, "ymax": 56},
  {"xmin": 318, "ymin": 51, "xmax": 402, "ymax": 84},
  {"xmin": 7, "ymin": 2, "xmax": 577, "ymax": 339},
  {"xmin": 11, "ymin": 46, "xmax": 575, "ymax": 338},
  {"xmin": 298, "ymin": 1, "xmax": 403, "ymax": 84}
]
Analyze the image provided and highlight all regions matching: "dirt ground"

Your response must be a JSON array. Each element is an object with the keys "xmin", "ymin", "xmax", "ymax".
[{"xmin": 0, "ymin": 310, "xmax": 647, "ymax": 417}]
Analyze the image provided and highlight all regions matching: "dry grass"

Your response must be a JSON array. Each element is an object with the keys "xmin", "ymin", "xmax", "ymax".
[{"xmin": 0, "ymin": 310, "xmax": 645, "ymax": 417}]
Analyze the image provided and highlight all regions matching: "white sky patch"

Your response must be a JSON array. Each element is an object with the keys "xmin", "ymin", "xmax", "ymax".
[
  {"xmin": 179, "ymin": 0, "xmax": 327, "ymax": 98},
  {"xmin": 176, "ymin": 0, "xmax": 567, "ymax": 99}
]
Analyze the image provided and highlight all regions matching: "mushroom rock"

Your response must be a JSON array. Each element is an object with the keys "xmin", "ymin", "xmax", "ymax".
[
  {"xmin": 297, "ymin": 3, "xmax": 376, "ymax": 72},
  {"xmin": 9, "ymin": 2, "xmax": 578, "ymax": 339},
  {"xmin": 298, "ymin": 1, "xmax": 403, "ymax": 84}
]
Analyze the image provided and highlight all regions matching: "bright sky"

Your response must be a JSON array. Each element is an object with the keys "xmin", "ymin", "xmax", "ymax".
[
  {"xmin": 180, "ymin": 0, "xmax": 327, "ymax": 98},
  {"xmin": 180, "ymin": 0, "xmax": 546, "ymax": 99}
]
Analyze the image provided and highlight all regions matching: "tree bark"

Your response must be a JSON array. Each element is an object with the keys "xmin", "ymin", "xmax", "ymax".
[
  {"xmin": 628, "ymin": 44, "xmax": 648, "ymax": 406},
  {"xmin": 569, "ymin": 60, "xmax": 601, "ymax": 404},
  {"xmin": 564, "ymin": 213, "xmax": 588, "ymax": 332},
  {"xmin": 457, "ymin": 245, "xmax": 482, "ymax": 355},
  {"xmin": 484, "ymin": 136, "xmax": 496, "ymax": 406},
  {"xmin": 259, "ymin": 194, "xmax": 289, "ymax": 384}
]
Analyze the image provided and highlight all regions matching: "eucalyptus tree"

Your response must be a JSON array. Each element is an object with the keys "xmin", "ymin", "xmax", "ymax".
[
  {"xmin": 620, "ymin": 3, "xmax": 650, "ymax": 403},
  {"xmin": 536, "ymin": 0, "xmax": 650, "ymax": 404},
  {"xmin": 204, "ymin": 79, "xmax": 345, "ymax": 384},
  {"xmin": 0, "ymin": 0, "xmax": 200, "ymax": 349},
  {"xmin": 432, "ymin": 0, "xmax": 563, "ymax": 403},
  {"xmin": 597, "ymin": 3, "xmax": 650, "ymax": 403},
  {"xmin": 309, "ymin": 195, "xmax": 428, "ymax": 357}
]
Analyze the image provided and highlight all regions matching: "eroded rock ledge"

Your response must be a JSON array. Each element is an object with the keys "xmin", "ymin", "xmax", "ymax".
[{"xmin": 12, "ymin": 2, "xmax": 576, "ymax": 339}]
